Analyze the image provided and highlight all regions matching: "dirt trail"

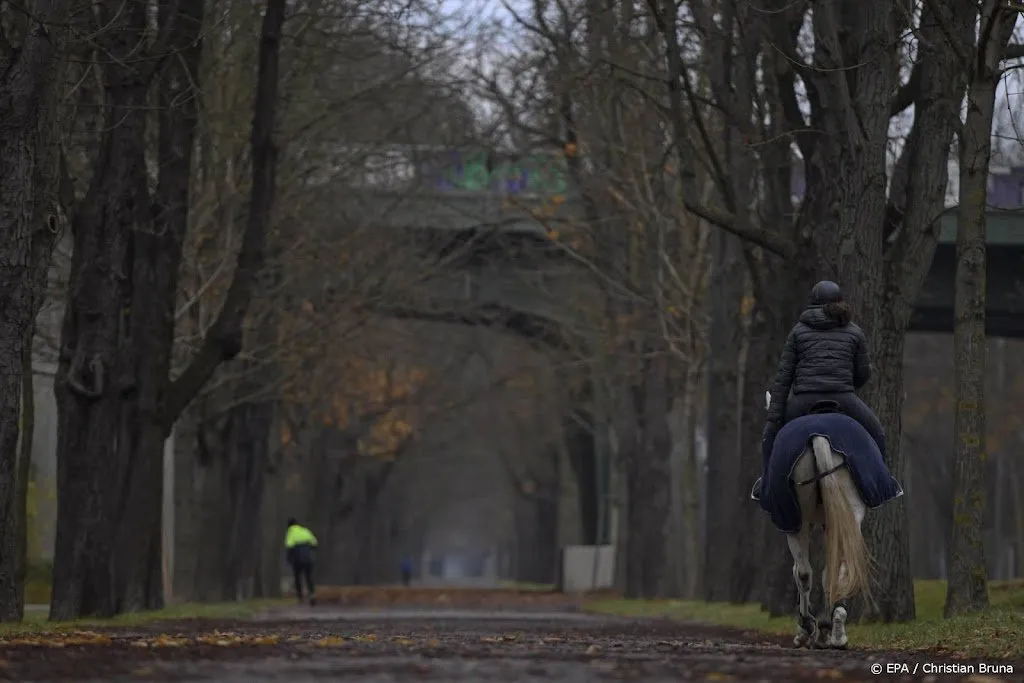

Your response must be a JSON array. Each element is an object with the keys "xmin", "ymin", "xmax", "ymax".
[{"xmin": 0, "ymin": 592, "xmax": 1019, "ymax": 682}]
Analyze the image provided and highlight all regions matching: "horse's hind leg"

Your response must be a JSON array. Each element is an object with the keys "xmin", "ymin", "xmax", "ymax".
[
  {"xmin": 821, "ymin": 498, "xmax": 865, "ymax": 649},
  {"xmin": 786, "ymin": 529, "xmax": 817, "ymax": 648},
  {"xmin": 817, "ymin": 567, "xmax": 847, "ymax": 648}
]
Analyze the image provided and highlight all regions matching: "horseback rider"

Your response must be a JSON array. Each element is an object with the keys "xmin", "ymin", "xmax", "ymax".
[{"xmin": 761, "ymin": 281, "xmax": 886, "ymax": 470}]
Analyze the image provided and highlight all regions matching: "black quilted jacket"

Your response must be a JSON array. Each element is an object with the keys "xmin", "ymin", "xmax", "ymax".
[{"xmin": 766, "ymin": 306, "xmax": 871, "ymax": 424}]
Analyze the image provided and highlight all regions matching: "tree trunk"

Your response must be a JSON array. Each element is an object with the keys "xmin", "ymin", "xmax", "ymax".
[
  {"xmin": 673, "ymin": 368, "xmax": 703, "ymax": 599},
  {"xmin": 51, "ymin": 45, "xmax": 152, "ymax": 615},
  {"xmin": 0, "ymin": 338, "xmax": 36, "ymax": 620},
  {"xmin": 0, "ymin": 0, "xmax": 71, "ymax": 620},
  {"xmin": 623, "ymin": 351, "xmax": 673, "ymax": 598},
  {"xmin": 555, "ymin": 428, "xmax": 584, "ymax": 551},
  {"xmin": 1013, "ymin": 460, "xmax": 1024, "ymax": 578},
  {"xmin": 113, "ymin": 0, "xmax": 206, "ymax": 613},
  {"xmin": 191, "ymin": 399, "xmax": 274, "ymax": 601},
  {"xmin": 565, "ymin": 409, "xmax": 598, "ymax": 546},
  {"xmin": 945, "ymin": 0, "xmax": 1016, "ymax": 617},
  {"xmin": 702, "ymin": 230, "xmax": 746, "ymax": 601},
  {"xmin": 171, "ymin": 405, "xmax": 211, "ymax": 601},
  {"xmin": 53, "ymin": 0, "xmax": 287, "ymax": 618},
  {"xmin": 50, "ymin": 0, "xmax": 204, "ymax": 617}
]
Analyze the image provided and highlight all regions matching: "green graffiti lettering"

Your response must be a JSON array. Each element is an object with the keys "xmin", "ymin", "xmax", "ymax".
[{"xmin": 438, "ymin": 150, "xmax": 569, "ymax": 194}]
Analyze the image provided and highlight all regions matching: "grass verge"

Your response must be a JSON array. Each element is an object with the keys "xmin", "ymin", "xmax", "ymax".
[
  {"xmin": 1, "ymin": 598, "xmax": 290, "ymax": 636},
  {"xmin": 585, "ymin": 579, "xmax": 1024, "ymax": 659},
  {"xmin": 496, "ymin": 581, "xmax": 556, "ymax": 592}
]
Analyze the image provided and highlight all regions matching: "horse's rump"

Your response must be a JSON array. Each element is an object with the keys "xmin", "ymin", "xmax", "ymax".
[{"xmin": 759, "ymin": 413, "xmax": 903, "ymax": 533}]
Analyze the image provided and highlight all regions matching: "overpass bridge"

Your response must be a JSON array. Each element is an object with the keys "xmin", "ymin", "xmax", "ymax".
[
  {"xmin": 342, "ymin": 187, "xmax": 1024, "ymax": 339},
  {"xmin": 337, "ymin": 147, "xmax": 1024, "ymax": 338}
]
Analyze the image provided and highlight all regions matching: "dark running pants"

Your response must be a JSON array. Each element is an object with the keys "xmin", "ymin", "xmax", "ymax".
[
  {"xmin": 292, "ymin": 562, "xmax": 315, "ymax": 599},
  {"xmin": 783, "ymin": 391, "xmax": 886, "ymax": 455}
]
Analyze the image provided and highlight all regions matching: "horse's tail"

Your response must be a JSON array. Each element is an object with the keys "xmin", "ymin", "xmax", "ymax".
[{"xmin": 811, "ymin": 435, "xmax": 873, "ymax": 606}]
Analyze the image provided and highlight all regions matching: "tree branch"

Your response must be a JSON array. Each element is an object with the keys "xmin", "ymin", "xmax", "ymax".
[
  {"xmin": 1004, "ymin": 43, "xmax": 1024, "ymax": 61},
  {"xmin": 647, "ymin": 0, "xmax": 795, "ymax": 260},
  {"xmin": 163, "ymin": 0, "xmax": 286, "ymax": 431},
  {"xmin": 890, "ymin": 62, "xmax": 921, "ymax": 116}
]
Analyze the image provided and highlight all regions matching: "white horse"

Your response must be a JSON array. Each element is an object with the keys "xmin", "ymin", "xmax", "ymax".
[{"xmin": 764, "ymin": 390, "xmax": 873, "ymax": 649}]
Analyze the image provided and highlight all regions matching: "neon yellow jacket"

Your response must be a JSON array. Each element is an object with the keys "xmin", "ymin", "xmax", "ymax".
[{"xmin": 284, "ymin": 524, "xmax": 318, "ymax": 548}]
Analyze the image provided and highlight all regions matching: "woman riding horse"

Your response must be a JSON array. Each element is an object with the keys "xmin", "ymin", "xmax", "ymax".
[{"xmin": 761, "ymin": 280, "xmax": 886, "ymax": 473}]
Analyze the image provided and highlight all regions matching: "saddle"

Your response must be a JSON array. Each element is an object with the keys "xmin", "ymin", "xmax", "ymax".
[{"xmin": 807, "ymin": 399, "xmax": 844, "ymax": 416}]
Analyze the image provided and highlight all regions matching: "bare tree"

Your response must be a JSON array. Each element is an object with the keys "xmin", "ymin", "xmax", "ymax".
[
  {"xmin": 0, "ymin": 0, "xmax": 75, "ymax": 620},
  {"xmin": 945, "ymin": 0, "xmax": 1019, "ymax": 618},
  {"xmin": 50, "ymin": 0, "xmax": 285, "ymax": 619}
]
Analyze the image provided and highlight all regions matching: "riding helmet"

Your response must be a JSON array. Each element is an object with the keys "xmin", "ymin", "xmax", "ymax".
[{"xmin": 809, "ymin": 280, "xmax": 842, "ymax": 305}]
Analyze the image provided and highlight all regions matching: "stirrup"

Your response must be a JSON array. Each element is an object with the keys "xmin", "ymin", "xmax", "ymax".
[{"xmin": 750, "ymin": 477, "xmax": 762, "ymax": 502}]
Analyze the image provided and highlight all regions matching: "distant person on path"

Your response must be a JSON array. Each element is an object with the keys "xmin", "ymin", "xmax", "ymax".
[
  {"xmin": 285, "ymin": 518, "xmax": 318, "ymax": 605},
  {"xmin": 400, "ymin": 556, "xmax": 413, "ymax": 586},
  {"xmin": 761, "ymin": 281, "xmax": 886, "ymax": 473}
]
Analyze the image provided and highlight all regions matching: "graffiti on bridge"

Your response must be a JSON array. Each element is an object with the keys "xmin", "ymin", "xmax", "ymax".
[{"xmin": 427, "ymin": 150, "xmax": 569, "ymax": 195}]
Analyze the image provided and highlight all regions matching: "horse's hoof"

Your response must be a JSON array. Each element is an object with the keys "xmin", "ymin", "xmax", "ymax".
[
  {"xmin": 793, "ymin": 632, "xmax": 810, "ymax": 648},
  {"xmin": 826, "ymin": 634, "xmax": 849, "ymax": 649}
]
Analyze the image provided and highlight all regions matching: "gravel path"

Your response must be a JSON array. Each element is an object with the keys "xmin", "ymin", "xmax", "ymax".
[{"xmin": 1, "ymin": 604, "xmax": 1019, "ymax": 682}]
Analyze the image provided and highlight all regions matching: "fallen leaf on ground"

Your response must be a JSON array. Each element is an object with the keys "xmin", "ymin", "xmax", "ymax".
[
  {"xmin": 705, "ymin": 673, "xmax": 737, "ymax": 682},
  {"xmin": 151, "ymin": 635, "xmax": 190, "ymax": 648},
  {"xmin": 195, "ymin": 631, "xmax": 248, "ymax": 646},
  {"xmin": 60, "ymin": 631, "xmax": 113, "ymax": 646},
  {"xmin": 312, "ymin": 636, "xmax": 346, "ymax": 647}
]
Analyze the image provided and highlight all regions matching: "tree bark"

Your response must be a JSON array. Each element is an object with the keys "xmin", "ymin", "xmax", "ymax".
[
  {"xmin": 944, "ymin": 0, "xmax": 1016, "ymax": 618},
  {"xmin": 0, "ymin": 336, "xmax": 36, "ymax": 620},
  {"xmin": 50, "ymin": 0, "xmax": 203, "ymax": 617},
  {"xmin": 0, "ymin": 0, "xmax": 72, "ymax": 620},
  {"xmin": 702, "ymin": 230, "xmax": 745, "ymax": 601},
  {"xmin": 51, "ymin": 20, "xmax": 153, "ymax": 613},
  {"xmin": 623, "ymin": 351, "xmax": 673, "ymax": 598}
]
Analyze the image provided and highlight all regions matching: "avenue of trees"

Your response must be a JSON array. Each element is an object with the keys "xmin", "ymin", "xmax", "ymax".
[{"xmin": 0, "ymin": 0, "xmax": 1021, "ymax": 625}]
